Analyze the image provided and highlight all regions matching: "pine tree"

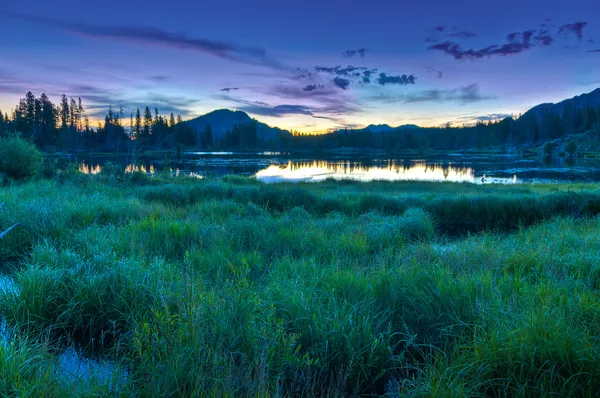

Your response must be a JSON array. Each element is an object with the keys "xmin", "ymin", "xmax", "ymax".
[
  {"xmin": 143, "ymin": 106, "xmax": 152, "ymax": 139},
  {"xmin": 134, "ymin": 108, "xmax": 142, "ymax": 140},
  {"xmin": 25, "ymin": 91, "xmax": 35, "ymax": 132},
  {"xmin": 60, "ymin": 95, "xmax": 70, "ymax": 128},
  {"xmin": 40, "ymin": 93, "xmax": 58, "ymax": 146},
  {"xmin": 69, "ymin": 98, "xmax": 77, "ymax": 131},
  {"xmin": 78, "ymin": 98, "xmax": 85, "ymax": 132},
  {"xmin": 169, "ymin": 113, "xmax": 176, "ymax": 127}
]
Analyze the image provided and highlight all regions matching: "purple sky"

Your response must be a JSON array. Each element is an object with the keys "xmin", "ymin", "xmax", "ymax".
[{"xmin": 0, "ymin": 0, "xmax": 599, "ymax": 133}]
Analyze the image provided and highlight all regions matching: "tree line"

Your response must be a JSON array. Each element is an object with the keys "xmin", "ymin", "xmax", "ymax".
[
  {"xmin": 287, "ymin": 103, "xmax": 600, "ymax": 151},
  {"xmin": 2, "ymin": 90, "xmax": 599, "ymax": 153},
  {"xmin": 0, "ymin": 91, "xmax": 198, "ymax": 152}
]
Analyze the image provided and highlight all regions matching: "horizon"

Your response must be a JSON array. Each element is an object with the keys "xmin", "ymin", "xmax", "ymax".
[{"xmin": 1, "ymin": 0, "xmax": 599, "ymax": 134}]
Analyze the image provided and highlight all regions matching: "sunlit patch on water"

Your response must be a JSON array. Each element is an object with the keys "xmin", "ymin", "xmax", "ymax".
[
  {"xmin": 255, "ymin": 160, "xmax": 519, "ymax": 184},
  {"xmin": 79, "ymin": 163, "xmax": 102, "ymax": 175}
]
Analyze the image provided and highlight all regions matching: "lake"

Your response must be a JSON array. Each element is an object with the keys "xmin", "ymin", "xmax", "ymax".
[{"xmin": 74, "ymin": 152, "xmax": 600, "ymax": 183}]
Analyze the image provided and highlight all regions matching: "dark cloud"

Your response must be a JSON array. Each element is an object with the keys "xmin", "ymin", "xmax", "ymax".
[
  {"xmin": 588, "ymin": 49, "xmax": 600, "ymax": 53},
  {"xmin": 217, "ymin": 94, "xmax": 358, "ymax": 119},
  {"xmin": 376, "ymin": 73, "xmax": 416, "ymax": 86},
  {"xmin": 267, "ymin": 84, "xmax": 338, "ymax": 100},
  {"xmin": 429, "ymin": 22, "xmax": 585, "ymax": 60},
  {"xmin": 362, "ymin": 69, "xmax": 377, "ymax": 84},
  {"xmin": 218, "ymin": 90, "xmax": 360, "ymax": 119},
  {"xmin": 434, "ymin": 26, "xmax": 445, "ymax": 32},
  {"xmin": 315, "ymin": 65, "xmax": 367, "ymax": 77},
  {"xmin": 404, "ymin": 84, "xmax": 492, "ymax": 104},
  {"xmin": 240, "ymin": 104, "xmax": 314, "ymax": 117},
  {"xmin": 342, "ymin": 48, "xmax": 367, "ymax": 58},
  {"xmin": 302, "ymin": 84, "xmax": 324, "ymax": 92},
  {"xmin": 0, "ymin": 10, "xmax": 291, "ymax": 71},
  {"xmin": 558, "ymin": 22, "xmax": 588, "ymax": 40},
  {"xmin": 221, "ymin": 87, "xmax": 239, "ymax": 92},
  {"xmin": 449, "ymin": 31, "xmax": 477, "ymax": 38},
  {"xmin": 333, "ymin": 77, "xmax": 350, "ymax": 90}
]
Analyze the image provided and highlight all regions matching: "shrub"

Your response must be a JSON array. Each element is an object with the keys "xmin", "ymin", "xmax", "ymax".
[
  {"xmin": 542, "ymin": 141, "xmax": 555, "ymax": 156},
  {"xmin": 40, "ymin": 157, "xmax": 58, "ymax": 179},
  {"xmin": 0, "ymin": 134, "xmax": 42, "ymax": 180},
  {"xmin": 564, "ymin": 140, "xmax": 577, "ymax": 157}
]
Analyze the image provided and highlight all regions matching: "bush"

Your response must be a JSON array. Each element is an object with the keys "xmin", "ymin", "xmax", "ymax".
[
  {"xmin": 564, "ymin": 140, "xmax": 577, "ymax": 157},
  {"xmin": 40, "ymin": 157, "xmax": 58, "ymax": 179},
  {"xmin": 542, "ymin": 141, "xmax": 555, "ymax": 156},
  {"xmin": 0, "ymin": 134, "xmax": 42, "ymax": 180}
]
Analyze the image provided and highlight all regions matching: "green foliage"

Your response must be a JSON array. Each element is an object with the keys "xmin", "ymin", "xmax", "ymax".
[
  {"xmin": 0, "ymin": 134, "xmax": 42, "ymax": 180},
  {"xmin": 543, "ymin": 141, "xmax": 555, "ymax": 155},
  {"xmin": 564, "ymin": 139, "xmax": 578, "ymax": 156},
  {"xmin": 1, "ymin": 176, "xmax": 600, "ymax": 395}
]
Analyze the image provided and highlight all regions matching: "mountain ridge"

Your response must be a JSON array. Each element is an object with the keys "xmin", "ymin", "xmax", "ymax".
[{"xmin": 181, "ymin": 87, "xmax": 600, "ymax": 137}]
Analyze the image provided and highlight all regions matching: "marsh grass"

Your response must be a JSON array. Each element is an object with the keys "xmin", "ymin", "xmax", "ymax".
[{"xmin": 0, "ymin": 173, "xmax": 600, "ymax": 396}]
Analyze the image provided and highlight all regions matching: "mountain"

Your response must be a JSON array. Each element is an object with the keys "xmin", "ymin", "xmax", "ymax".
[
  {"xmin": 181, "ymin": 109, "xmax": 290, "ymax": 142},
  {"xmin": 524, "ymin": 88, "xmax": 600, "ymax": 120},
  {"xmin": 340, "ymin": 124, "xmax": 421, "ymax": 134}
]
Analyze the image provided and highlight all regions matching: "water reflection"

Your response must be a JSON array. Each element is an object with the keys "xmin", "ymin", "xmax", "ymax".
[
  {"xmin": 79, "ymin": 163, "xmax": 102, "ymax": 175},
  {"xmin": 255, "ymin": 160, "xmax": 518, "ymax": 184},
  {"xmin": 78, "ymin": 161, "xmax": 203, "ymax": 179},
  {"xmin": 70, "ymin": 153, "xmax": 600, "ymax": 183},
  {"xmin": 124, "ymin": 164, "xmax": 155, "ymax": 174}
]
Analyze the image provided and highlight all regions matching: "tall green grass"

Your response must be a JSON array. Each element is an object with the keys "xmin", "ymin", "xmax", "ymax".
[{"xmin": 1, "ymin": 173, "xmax": 600, "ymax": 396}]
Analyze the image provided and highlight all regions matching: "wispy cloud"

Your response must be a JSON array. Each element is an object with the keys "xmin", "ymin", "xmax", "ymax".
[
  {"xmin": 449, "ymin": 30, "xmax": 477, "ymax": 38},
  {"xmin": 302, "ymin": 84, "xmax": 324, "ymax": 92},
  {"xmin": 333, "ymin": 77, "xmax": 350, "ymax": 90},
  {"xmin": 405, "ymin": 84, "xmax": 492, "ymax": 104},
  {"xmin": 0, "ymin": 10, "xmax": 292, "ymax": 71},
  {"xmin": 558, "ymin": 22, "xmax": 588, "ymax": 40},
  {"xmin": 217, "ymin": 91, "xmax": 360, "ymax": 119},
  {"xmin": 148, "ymin": 75, "xmax": 169, "ymax": 82},
  {"xmin": 588, "ymin": 49, "xmax": 600, "ymax": 53},
  {"xmin": 221, "ymin": 87, "xmax": 239, "ymax": 92},
  {"xmin": 377, "ymin": 73, "xmax": 416, "ymax": 86},
  {"xmin": 342, "ymin": 48, "xmax": 367, "ymax": 58},
  {"xmin": 425, "ymin": 66, "xmax": 443, "ymax": 78},
  {"xmin": 428, "ymin": 22, "xmax": 587, "ymax": 60}
]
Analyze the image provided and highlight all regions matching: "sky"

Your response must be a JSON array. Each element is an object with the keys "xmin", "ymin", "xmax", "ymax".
[{"xmin": 0, "ymin": 0, "xmax": 599, "ymax": 134}]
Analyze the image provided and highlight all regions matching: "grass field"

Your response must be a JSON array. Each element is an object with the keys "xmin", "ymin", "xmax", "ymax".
[{"xmin": 1, "ymin": 172, "xmax": 600, "ymax": 396}]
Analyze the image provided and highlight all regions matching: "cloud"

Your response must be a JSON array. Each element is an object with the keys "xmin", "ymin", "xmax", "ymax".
[
  {"xmin": 342, "ymin": 48, "xmax": 367, "ymax": 58},
  {"xmin": 362, "ymin": 69, "xmax": 377, "ymax": 84},
  {"xmin": 428, "ymin": 22, "xmax": 586, "ymax": 60},
  {"xmin": 149, "ymin": 75, "xmax": 169, "ymax": 82},
  {"xmin": 587, "ymin": 49, "xmax": 600, "ymax": 53},
  {"xmin": 315, "ymin": 65, "xmax": 367, "ymax": 77},
  {"xmin": 302, "ymin": 84, "xmax": 324, "ymax": 91},
  {"xmin": 449, "ymin": 31, "xmax": 477, "ymax": 38},
  {"xmin": 425, "ymin": 66, "xmax": 443, "ymax": 78},
  {"xmin": 377, "ymin": 73, "xmax": 416, "ymax": 86},
  {"xmin": 221, "ymin": 87, "xmax": 239, "ymax": 92},
  {"xmin": 333, "ymin": 77, "xmax": 350, "ymax": 90},
  {"xmin": 558, "ymin": 22, "xmax": 588, "ymax": 40},
  {"xmin": 217, "ymin": 91, "xmax": 360, "ymax": 119},
  {"xmin": 404, "ymin": 84, "xmax": 492, "ymax": 104},
  {"xmin": 0, "ymin": 10, "xmax": 291, "ymax": 71}
]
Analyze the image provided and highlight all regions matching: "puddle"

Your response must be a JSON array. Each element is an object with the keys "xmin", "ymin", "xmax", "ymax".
[
  {"xmin": 0, "ymin": 273, "xmax": 128, "ymax": 391},
  {"xmin": 55, "ymin": 346, "xmax": 128, "ymax": 391}
]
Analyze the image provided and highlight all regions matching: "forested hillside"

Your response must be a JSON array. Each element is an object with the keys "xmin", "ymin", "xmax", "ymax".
[{"xmin": 1, "ymin": 88, "xmax": 599, "ymax": 153}]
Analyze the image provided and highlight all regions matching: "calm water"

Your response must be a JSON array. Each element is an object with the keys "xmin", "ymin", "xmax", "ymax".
[{"xmin": 74, "ymin": 152, "xmax": 600, "ymax": 183}]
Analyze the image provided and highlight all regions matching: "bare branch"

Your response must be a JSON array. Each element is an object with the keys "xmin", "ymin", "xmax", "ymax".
[{"xmin": 0, "ymin": 223, "xmax": 19, "ymax": 239}]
